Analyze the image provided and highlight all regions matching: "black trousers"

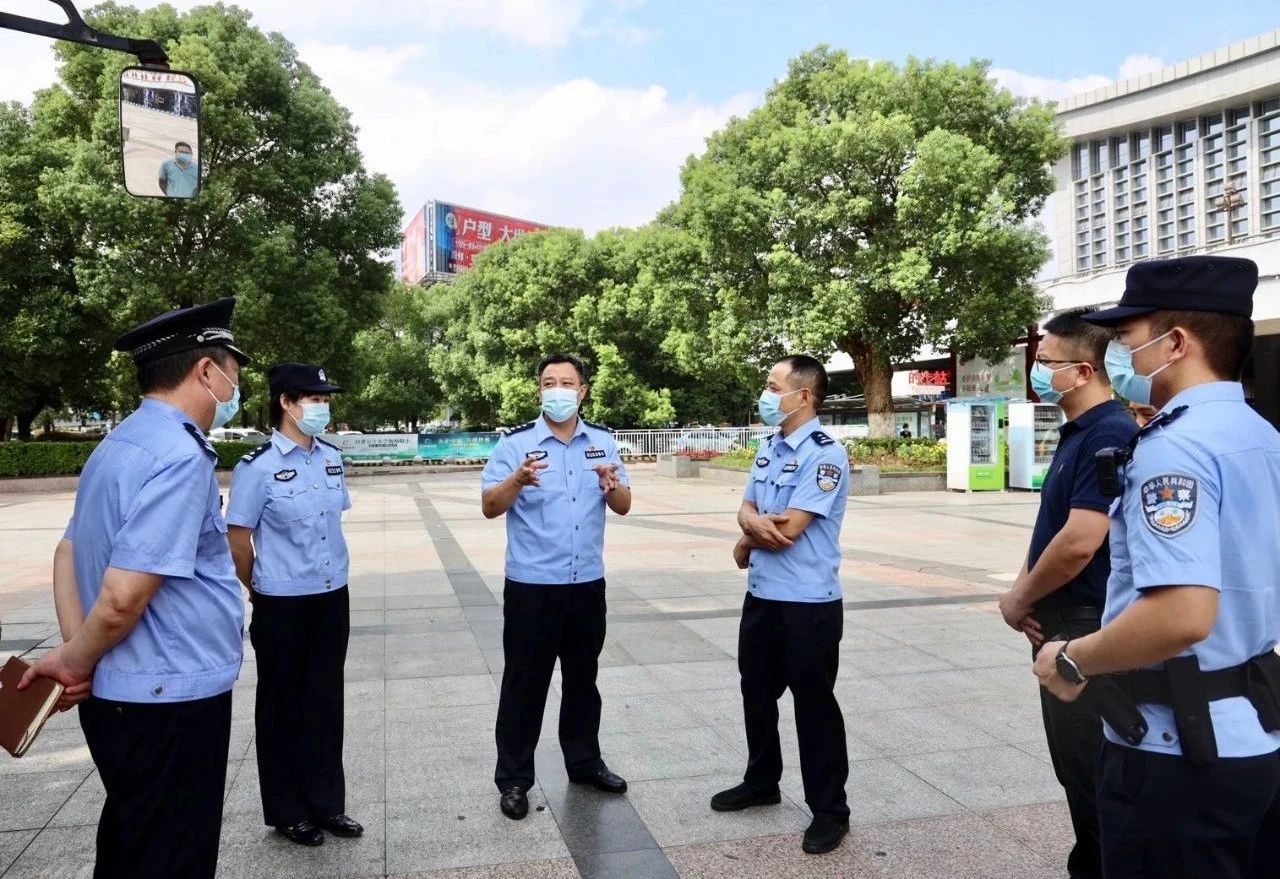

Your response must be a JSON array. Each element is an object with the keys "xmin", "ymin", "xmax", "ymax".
[
  {"xmin": 1098, "ymin": 741, "xmax": 1280, "ymax": 879},
  {"xmin": 1032, "ymin": 605, "xmax": 1105, "ymax": 879},
  {"xmin": 250, "ymin": 586, "xmax": 350, "ymax": 827},
  {"xmin": 738, "ymin": 593, "xmax": 849, "ymax": 820},
  {"xmin": 494, "ymin": 578, "xmax": 607, "ymax": 792},
  {"xmin": 79, "ymin": 691, "xmax": 232, "ymax": 879}
]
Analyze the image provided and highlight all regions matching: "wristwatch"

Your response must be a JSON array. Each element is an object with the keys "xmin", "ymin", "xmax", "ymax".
[{"xmin": 1055, "ymin": 640, "xmax": 1088, "ymax": 685}]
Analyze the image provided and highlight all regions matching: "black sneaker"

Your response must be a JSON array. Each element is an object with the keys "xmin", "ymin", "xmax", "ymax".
[
  {"xmin": 802, "ymin": 814, "xmax": 849, "ymax": 854},
  {"xmin": 710, "ymin": 782, "xmax": 782, "ymax": 812}
]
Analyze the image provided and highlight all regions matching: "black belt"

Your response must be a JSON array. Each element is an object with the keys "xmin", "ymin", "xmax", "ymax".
[
  {"xmin": 1119, "ymin": 652, "xmax": 1280, "ymax": 707},
  {"xmin": 1033, "ymin": 604, "xmax": 1101, "ymax": 631}
]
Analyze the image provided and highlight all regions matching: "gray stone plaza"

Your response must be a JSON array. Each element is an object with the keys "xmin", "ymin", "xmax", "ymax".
[{"xmin": 0, "ymin": 466, "xmax": 1076, "ymax": 878}]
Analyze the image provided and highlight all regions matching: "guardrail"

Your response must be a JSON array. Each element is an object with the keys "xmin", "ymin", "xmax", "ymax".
[{"xmin": 610, "ymin": 428, "xmax": 772, "ymax": 456}]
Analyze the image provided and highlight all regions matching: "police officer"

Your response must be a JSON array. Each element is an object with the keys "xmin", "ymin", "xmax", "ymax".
[
  {"xmin": 225, "ymin": 364, "xmax": 362, "ymax": 847},
  {"xmin": 1034, "ymin": 256, "xmax": 1280, "ymax": 878},
  {"xmin": 999, "ymin": 307, "xmax": 1138, "ymax": 879},
  {"xmin": 19, "ymin": 298, "xmax": 249, "ymax": 879},
  {"xmin": 711, "ymin": 354, "xmax": 851, "ymax": 855},
  {"xmin": 481, "ymin": 353, "xmax": 631, "ymax": 821}
]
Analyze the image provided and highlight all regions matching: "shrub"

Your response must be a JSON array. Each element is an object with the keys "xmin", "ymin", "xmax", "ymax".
[{"xmin": 0, "ymin": 439, "xmax": 264, "ymax": 478}]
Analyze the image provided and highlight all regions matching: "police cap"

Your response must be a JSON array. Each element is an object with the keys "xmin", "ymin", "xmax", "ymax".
[
  {"xmin": 1084, "ymin": 256, "xmax": 1257, "ymax": 326},
  {"xmin": 114, "ymin": 297, "xmax": 250, "ymax": 365},
  {"xmin": 267, "ymin": 363, "xmax": 344, "ymax": 395}
]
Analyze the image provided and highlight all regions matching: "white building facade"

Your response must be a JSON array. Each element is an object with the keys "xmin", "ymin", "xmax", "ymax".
[{"xmin": 1041, "ymin": 30, "xmax": 1280, "ymax": 428}]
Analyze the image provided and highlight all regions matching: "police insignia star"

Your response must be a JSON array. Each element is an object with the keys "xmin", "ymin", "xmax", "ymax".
[
  {"xmin": 1140, "ymin": 474, "xmax": 1198, "ymax": 536},
  {"xmin": 274, "ymin": 469, "xmax": 297, "ymax": 482},
  {"xmin": 816, "ymin": 463, "xmax": 842, "ymax": 492}
]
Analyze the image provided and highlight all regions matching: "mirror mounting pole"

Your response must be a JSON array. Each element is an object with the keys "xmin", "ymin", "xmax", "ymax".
[{"xmin": 0, "ymin": 0, "xmax": 168, "ymax": 66}]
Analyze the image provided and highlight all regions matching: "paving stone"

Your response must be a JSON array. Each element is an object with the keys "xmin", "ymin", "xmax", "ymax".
[{"xmin": 896, "ymin": 746, "xmax": 1066, "ymax": 811}]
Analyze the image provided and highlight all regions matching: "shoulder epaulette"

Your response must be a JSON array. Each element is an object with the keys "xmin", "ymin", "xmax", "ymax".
[
  {"xmin": 240, "ymin": 440, "xmax": 272, "ymax": 464},
  {"xmin": 505, "ymin": 421, "xmax": 537, "ymax": 436},
  {"xmin": 811, "ymin": 430, "xmax": 835, "ymax": 447},
  {"xmin": 315, "ymin": 437, "xmax": 340, "ymax": 451},
  {"xmin": 183, "ymin": 422, "xmax": 218, "ymax": 461},
  {"xmin": 583, "ymin": 419, "xmax": 614, "ymax": 433}
]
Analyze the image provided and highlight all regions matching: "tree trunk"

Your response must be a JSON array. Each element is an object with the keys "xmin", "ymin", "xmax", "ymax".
[
  {"xmin": 16, "ymin": 402, "xmax": 44, "ymax": 441},
  {"xmin": 843, "ymin": 338, "xmax": 896, "ymax": 438},
  {"xmin": 0, "ymin": 417, "xmax": 9, "ymax": 441}
]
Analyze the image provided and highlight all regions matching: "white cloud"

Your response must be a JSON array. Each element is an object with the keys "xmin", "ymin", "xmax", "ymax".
[
  {"xmin": 0, "ymin": 31, "xmax": 59, "ymax": 104},
  {"xmin": 992, "ymin": 53, "xmax": 1170, "ymax": 102},
  {"xmin": 298, "ymin": 40, "xmax": 756, "ymax": 233}
]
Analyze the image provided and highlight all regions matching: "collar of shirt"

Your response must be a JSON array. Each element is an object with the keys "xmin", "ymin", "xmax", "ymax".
[
  {"xmin": 533, "ymin": 414, "xmax": 588, "ymax": 445},
  {"xmin": 774, "ymin": 416, "xmax": 821, "ymax": 452},
  {"xmin": 1162, "ymin": 380, "xmax": 1245, "ymax": 411},
  {"xmin": 139, "ymin": 396, "xmax": 198, "ymax": 429},
  {"xmin": 270, "ymin": 429, "xmax": 313, "ymax": 458},
  {"xmin": 1059, "ymin": 399, "xmax": 1126, "ymax": 439}
]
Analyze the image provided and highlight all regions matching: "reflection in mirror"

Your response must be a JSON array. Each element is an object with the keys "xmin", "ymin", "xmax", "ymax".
[{"xmin": 119, "ymin": 67, "xmax": 202, "ymax": 199}]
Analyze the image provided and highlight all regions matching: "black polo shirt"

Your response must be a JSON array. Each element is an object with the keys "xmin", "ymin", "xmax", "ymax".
[{"xmin": 1029, "ymin": 399, "xmax": 1139, "ymax": 609}]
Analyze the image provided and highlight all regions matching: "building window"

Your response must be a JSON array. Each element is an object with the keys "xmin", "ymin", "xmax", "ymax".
[{"xmin": 1259, "ymin": 103, "xmax": 1280, "ymax": 231}]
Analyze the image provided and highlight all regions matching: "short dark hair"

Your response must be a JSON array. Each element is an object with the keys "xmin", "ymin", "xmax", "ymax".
[
  {"xmin": 270, "ymin": 390, "xmax": 303, "ymax": 429},
  {"xmin": 1042, "ymin": 307, "xmax": 1115, "ymax": 378},
  {"xmin": 137, "ymin": 346, "xmax": 233, "ymax": 394},
  {"xmin": 175, "ymin": 141, "xmax": 192, "ymax": 151},
  {"xmin": 537, "ymin": 353, "xmax": 587, "ymax": 384},
  {"xmin": 1148, "ymin": 310, "xmax": 1254, "ymax": 380},
  {"xmin": 779, "ymin": 354, "xmax": 829, "ymax": 406}
]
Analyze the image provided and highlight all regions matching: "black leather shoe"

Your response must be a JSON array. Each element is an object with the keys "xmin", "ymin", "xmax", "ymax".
[
  {"xmin": 802, "ymin": 814, "xmax": 849, "ymax": 854},
  {"xmin": 276, "ymin": 821, "xmax": 324, "ymax": 847},
  {"xmin": 318, "ymin": 814, "xmax": 363, "ymax": 838},
  {"xmin": 710, "ymin": 782, "xmax": 782, "ymax": 812},
  {"xmin": 568, "ymin": 766, "xmax": 627, "ymax": 794},
  {"xmin": 500, "ymin": 787, "xmax": 529, "ymax": 820}
]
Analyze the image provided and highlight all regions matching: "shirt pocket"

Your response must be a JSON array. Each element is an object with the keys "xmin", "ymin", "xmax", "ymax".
[
  {"xmin": 196, "ymin": 512, "xmax": 230, "ymax": 569},
  {"xmin": 771, "ymin": 472, "xmax": 800, "ymax": 510},
  {"xmin": 266, "ymin": 482, "xmax": 313, "ymax": 524},
  {"xmin": 324, "ymin": 475, "xmax": 346, "ymax": 511}
]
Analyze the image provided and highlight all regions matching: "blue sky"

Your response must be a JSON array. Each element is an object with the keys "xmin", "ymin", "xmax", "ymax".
[{"xmin": 2, "ymin": 0, "xmax": 1278, "ymax": 235}]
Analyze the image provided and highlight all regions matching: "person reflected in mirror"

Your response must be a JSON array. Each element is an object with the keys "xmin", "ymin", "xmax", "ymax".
[{"xmin": 158, "ymin": 141, "xmax": 198, "ymax": 197}]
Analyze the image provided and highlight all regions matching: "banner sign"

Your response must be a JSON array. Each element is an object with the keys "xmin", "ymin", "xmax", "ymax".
[
  {"xmin": 323, "ymin": 432, "xmax": 501, "ymax": 463},
  {"xmin": 401, "ymin": 206, "xmax": 427, "ymax": 284},
  {"xmin": 430, "ymin": 200, "xmax": 548, "ymax": 274},
  {"xmin": 957, "ymin": 350, "xmax": 1026, "ymax": 399}
]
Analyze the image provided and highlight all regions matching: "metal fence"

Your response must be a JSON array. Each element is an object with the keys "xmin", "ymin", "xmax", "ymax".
[{"xmin": 610, "ymin": 427, "xmax": 773, "ymax": 457}]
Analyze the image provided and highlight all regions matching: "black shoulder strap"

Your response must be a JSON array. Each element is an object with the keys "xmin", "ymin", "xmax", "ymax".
[
  {"xmin": 1128, "ymin": 405, "xmax": 1189, "ymax": 457},
  {"xmin": 505, "ymin": 421, "xmax": 537, "ymax": 436},
  {"xmin": 810, "ymin": 430, "xmax": 835, "ymax": 447},
  {"xmin": 582, "ymin": 419, "xmax": 614, "ymax": 434},
  {"xmin": 241, "ymin": 440, "xmax": 272, "ymax": 463},
  {"xmin": 182, "ymin": 422, "xmax": 218, "ymax": 461},
  {"xmin": 314, "ymin": 437, "xmax": 339, "ymax": 451}
]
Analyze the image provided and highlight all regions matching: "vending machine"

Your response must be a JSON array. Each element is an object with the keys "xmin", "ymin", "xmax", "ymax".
[
  {"xmin": 946, "ymin": 399, "xmax": 1007, "ymax": 491},
  {"xmin": 1008, "ymin": 402, "xmax": 1064, "ymax": 490}
]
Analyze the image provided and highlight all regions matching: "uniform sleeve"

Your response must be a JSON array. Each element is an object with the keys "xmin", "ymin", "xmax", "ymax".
[
  {"xmin": 341, "ymin": 469, "xmax": 353, "ymax": 512},
  {"xmin": 1123, "ymin": 439, "xmax": 1222, "ymax": 592},
  {"xmin": 110, "ymin": 453, "xmax": 212, "ymax": 579},
  {"xmin": 1070, "ymin": 428, "xmax": 1139, "ymax": 513},
  {"xmin": 605, "ymin": 434, "xmax": 631, "ymax": 488},
  {"xmin": 225, "ymin": 461, "xmax": 266, "ymax": 529},
  {"xmin": 482, "ymin": 436, "xmax": 516, "ymax": 490},
  {"xmin": 785, "ymin": 445, "xmax": 849, "ymax": 519},
  {"xmin": 63, "ymin": 516, "xmax": 75, "ymax": 541},
  {"xmin": 742, "ymin": 439, "xmax": 766, "ymax": 505}
]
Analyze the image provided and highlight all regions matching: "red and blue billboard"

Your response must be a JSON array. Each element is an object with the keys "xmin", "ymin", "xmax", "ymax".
[{"xmin": 430, "ymin": 201, "xmax": 548, "ymax": 274}]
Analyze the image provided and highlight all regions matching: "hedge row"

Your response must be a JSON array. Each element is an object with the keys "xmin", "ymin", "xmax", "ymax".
[{"xmin": 0, "ymin": 440, "xmax": 263, "ymax": 478}]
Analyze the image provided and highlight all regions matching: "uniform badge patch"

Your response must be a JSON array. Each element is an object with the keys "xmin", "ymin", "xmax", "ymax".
[
  {"xmin": 816, "ymin": 463, "xmax": 842, "ymax": 492},
  {"xmin": 526, "ymin": 450, "xmax": 549, "ymax": 462},
  {"xmin": 326, "ymin": 464, "xmax": 343, "ymax": 476},
  {"xmin": 781, "ymin": 460, "xmax": 799, "ymax": 473},
  {"xmin": 1140, "ymin": 474, "xmax": 1198, "ymax": 536},
  {"xmin": 274, "ymin": 469, "xmax": 297, "ymax": 482},
  {"xmin": 585, "ymin": 447, "xmax": 607, "ymax": 460},
  {"xmin": 755, "ymin": 456, "xmax": 770, "ymax": 468}
]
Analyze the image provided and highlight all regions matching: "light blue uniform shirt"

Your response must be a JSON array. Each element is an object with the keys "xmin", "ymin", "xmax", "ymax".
[
  {"xmin": 64, "ymin": 398, "xmax": 244, "ymax": 703},
  {"xmin": 159, "ymin": 158, "xmax": 198, "ymax": 197},
  {"xmin": 481, "ymin": 416, "xmax": 629, "ymax": 585},
  {"xmin": 743, "ymin": 418, "xmax": 850, "ymax": 603},
  {"xmin": 1103, "ymin": 382, "xmax": 1280, "ymax": 757},
  {"xmin": 225, "ymin": 431, "xmax": 352, "ymax": 596}
]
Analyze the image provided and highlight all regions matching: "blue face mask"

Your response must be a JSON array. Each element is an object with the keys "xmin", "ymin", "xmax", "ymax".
[
  {"xmin": 1105, "ymin": 332, "xmax": 1174, "ymax": 406},
  {"xmin": 291, "ymin": 402, "xmax": 330, "ymax": 437},
  {"xmin": 175, "ymin": 152, "xmax": 193, "ymax": 167},
  {"xmin": 541, "ymin": 387, "xmax": 580, "ymax": 423},
  {"xmin": 757, "ymin": 388, "xmax": 802, "ymax": 427},
  {"xmin": 1029, "ymin": 361, "xmax": 1082, "ymax": 406},
  {"xmin": 206, "ymin": 363, "xmax": 240, "ymax": 430}
]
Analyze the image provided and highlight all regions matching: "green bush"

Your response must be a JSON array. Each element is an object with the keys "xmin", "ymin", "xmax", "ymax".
[
  {"xmin": 0, "ymin": 439, "xmax": 265, "ymax": 478},
  {"xmin": 712, "ymin": 443, "xmax": 762, "ymax": 470}
]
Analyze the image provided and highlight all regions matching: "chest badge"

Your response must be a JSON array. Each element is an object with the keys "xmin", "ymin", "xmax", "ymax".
[
  {"xmin": 1140, "ymin": 474, "xmax": 1198, "ymax": 536},
  {"xmin": 526, "ymin": 449, "xmax": 549, "ymax": 462},
  {"xmin": 326, "ymin": 464, "xmax": 343, "ymax": 476},
  {"xmin": 755, "ymin": 456, "xmax": 770, "ymax": 468},
  {"xmin": 274, "ymin": 469, "xmax": 297, "ymax": 482},
  {"xmin": 816, "ymin": 463, "xmax": 842, "ymax": 493},
  {"xmin": 585, "ymin": 446, "xmax": 607, "ymax": 460},
  {"xmin": 781, "ymin": 459, "xmax": 799, "ymax": 473}
]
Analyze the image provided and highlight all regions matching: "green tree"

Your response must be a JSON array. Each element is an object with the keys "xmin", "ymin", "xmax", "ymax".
[
  {"xmin": 342, "ymin": 283, "xmax": 441, "ymax": 431},
  {"xmin": 676, "ymin": 49, "xmax": 1066, "ymax": 436},
  {"xmin": 1, "ymin": 2, "xmax": 401, "ymax": 432}
]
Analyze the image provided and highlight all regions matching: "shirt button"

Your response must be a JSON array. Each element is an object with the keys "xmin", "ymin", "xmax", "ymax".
[
  {"xmin": 313, "ymin": 484, "xmax": 320, "ymax": 490},
  {"xmin": 322, "ymin": 536, "xmax": 327, "ymax": 541},
  {"xmin": 152, "ymin": 686, "xmax": 164, "ymax": 696},
  {"xmin": 325, "ymin": 560, "xmax": 330, "ymax": 566},
  {"xmin": 569, "ymin": 471, "xmax": 574, "ymax": 475},
  {"xmin": 1162, "ymin": 731, "xmax": 1174, "ymax": 743}
]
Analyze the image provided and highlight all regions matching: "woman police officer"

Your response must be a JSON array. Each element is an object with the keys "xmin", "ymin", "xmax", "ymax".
[{"xmin": 226, "ymin": 363, "xmax": 362, "ymax": 847}]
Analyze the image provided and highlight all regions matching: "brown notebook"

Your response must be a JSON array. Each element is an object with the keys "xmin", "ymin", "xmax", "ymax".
[{"xmin": 0, "ymin": 656, "xmax": 65, "ymax": 758}]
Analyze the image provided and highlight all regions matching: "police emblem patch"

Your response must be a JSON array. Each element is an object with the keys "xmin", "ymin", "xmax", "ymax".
[
  {"xmin": 318, "ymin": 368, "xmax": 327, "ymax": 382},
  {"xmin": 781, "ymin": 460, "xmax": 799, "ymax": 473},
  {"xmin": 816, "ymin": 463, "xmax": 842, "ymax": 492},
  {"xmin": 755, "ymin": 456, "xmax": 770, "ymax": 468},
  {"xmin": 274, "ymin": 469, "xmax": 297, "ymax": 482},
  {"xmin": 526, "ymin": 450, "xmax": 549, "ymax": 462},
  {"xmin": 585, "ymin": 447, "xmax": 607, "ymax": 460},
  {"xmin": 1140, "ymin": 474, "xmax": 1198, "ymax": 536}
]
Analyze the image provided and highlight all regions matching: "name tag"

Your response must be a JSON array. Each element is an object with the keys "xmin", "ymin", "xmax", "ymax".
[
  {"xmin": 781, "ymin": 460, "xmax": 798, "ymax": 473},
  {"xmin": 274, "ymin": 469, "xmax": 297, "ymax": 482},
  {"xmin": 326, "ymin": 464, "xmax": 343, "ymax": 476},
  {"xmin": 585, "ymin": 449, "xmax": 607, "ymax": 460}
]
